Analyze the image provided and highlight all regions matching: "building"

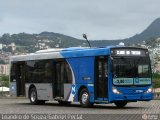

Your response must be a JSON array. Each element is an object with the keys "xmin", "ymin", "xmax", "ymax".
[{"xmin": 0, "ymin": 64, "xmax": 9, "ymax": 75}]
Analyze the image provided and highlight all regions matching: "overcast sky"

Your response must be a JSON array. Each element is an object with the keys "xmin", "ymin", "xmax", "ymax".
[{"xmin": 0, "ymin": 0, "xmax": 160, "ymax": 40}]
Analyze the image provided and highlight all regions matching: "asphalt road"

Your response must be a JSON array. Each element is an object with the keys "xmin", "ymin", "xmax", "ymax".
[{"xmin": 0, "ymin": 98, "xmax": 159, "ymax": 120}]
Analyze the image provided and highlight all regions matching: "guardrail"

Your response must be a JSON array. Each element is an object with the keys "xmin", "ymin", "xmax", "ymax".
[{"xmin": 153, "ymin": 88, "xmax": 160, "ymax": 100}]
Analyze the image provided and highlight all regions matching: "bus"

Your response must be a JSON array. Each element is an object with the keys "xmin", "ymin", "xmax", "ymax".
[{"xmin": 9, "ymin": 46, "xmax": 153, "ymax": 107}]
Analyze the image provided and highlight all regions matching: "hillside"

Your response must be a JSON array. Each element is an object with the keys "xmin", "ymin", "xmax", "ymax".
[
  {"xmin": 125, "ymin": 18, "xmax": 160, "ymax": 44},
  {"xmin": 0, "ymin": 32, "xmax": 87, "ymax": 53},
  {"xmin": 1, "ymin": 18, "xmax": 160, "ymax": 53},
  {"xmin": 91, "ymin": 18, "xmax": 160, "ymax": 46}
]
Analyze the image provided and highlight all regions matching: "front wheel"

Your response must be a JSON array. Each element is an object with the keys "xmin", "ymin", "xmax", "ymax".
[
  {"xmin": 114, "ymin": 101, "xmax": 127, "ymax": 108},
  {"xmin": 79, "ymin": 89, "xmax": 92, "ymax": 107}
]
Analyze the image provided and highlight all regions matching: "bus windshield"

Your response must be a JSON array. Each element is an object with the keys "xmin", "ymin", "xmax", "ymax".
[{"xmin": 112, "ymin": 57, "xmax": 151, "ymax": 86}]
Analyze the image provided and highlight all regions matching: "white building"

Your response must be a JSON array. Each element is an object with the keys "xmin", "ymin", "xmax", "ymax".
[{"xmin": 0, "ymin": 64, "xmax": 9, "ymax": 75}]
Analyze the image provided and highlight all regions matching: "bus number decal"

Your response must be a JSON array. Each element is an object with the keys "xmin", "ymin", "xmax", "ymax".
[{"xmin": 113, "ymin": 78, "xmax": 133, "ymax": 85}]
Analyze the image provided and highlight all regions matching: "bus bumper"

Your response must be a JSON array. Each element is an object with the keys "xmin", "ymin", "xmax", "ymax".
[{"xmin": 111, "ymin": 93, "xmax": 153, "ymax": 102}]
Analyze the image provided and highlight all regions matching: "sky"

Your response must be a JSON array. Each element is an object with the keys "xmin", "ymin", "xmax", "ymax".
[{"xmin": 0, "ymin": 0, "xmax": 160, "ymax": 40}]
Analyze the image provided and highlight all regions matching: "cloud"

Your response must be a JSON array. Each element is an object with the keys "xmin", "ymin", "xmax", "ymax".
[
  {"xmin": 0, "ymin": 0, "xmax": 160, "ymax": 39},
  {"xmin": 0, "ymin": 18, "xmax": 2, "ymax": 22}
]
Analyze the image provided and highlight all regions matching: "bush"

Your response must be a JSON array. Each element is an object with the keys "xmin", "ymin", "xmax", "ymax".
[
  {"xmin": 0, "ymin": 75, "xmax": 9, "ymax": 87},
  {"xmin": 152, "ymin": 73, "xmax": 160, "ymax": 78},
  {"xmin": 152, "ymin": 73, "xmax": 160, "ymax": 88}
]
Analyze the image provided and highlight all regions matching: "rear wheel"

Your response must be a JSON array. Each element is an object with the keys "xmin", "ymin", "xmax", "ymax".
[
  {"xmin": 114, "ymin": 101, "xmax": 127, "ymax": 108},
  {"xmin": 29, "ymin": 87, "xmax": 45, "ymax": 105},
  {"xmin": 79, "ymin": 89, "xmax": 92, "ymax": 107}
]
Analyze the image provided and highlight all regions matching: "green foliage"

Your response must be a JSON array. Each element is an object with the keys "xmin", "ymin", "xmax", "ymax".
[
  {"xmin": 0, "ymin": 75, "xmax": 9, "ymax": 87},
  {"xmin": 152, "ymin": 73, "xmax": 160, "ymax": 88},
  {"xmin": 153, "ymin": 78, "xmax": 160, "ymax": 88},
  {"xmin": 0, "ymin": 32, "xmax": 88, "ymax": 53},
  {"xmin": 145, "ymin": 38, "xmax": 158, "ymax": 48},
  {"xmin": 0, "ymin": 32, "xmax": 159, "ymax": 53},
  {"xmin": 152, "ymin": 73, "xmax": 160, "ymax": 78}
]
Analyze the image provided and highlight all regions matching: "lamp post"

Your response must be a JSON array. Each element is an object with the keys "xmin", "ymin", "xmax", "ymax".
[{"xmin": 83, "ymin": 34, "xmax": 91, "ymax": 48}]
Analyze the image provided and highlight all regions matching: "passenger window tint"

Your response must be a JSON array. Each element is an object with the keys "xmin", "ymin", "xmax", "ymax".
[
  {"xmin": 26, "ymin": 60, "xmax": 53, "ymax": 83},
  {"xmin": 64, "ymin": 63, "xmax": 72, "ymax": 83}
]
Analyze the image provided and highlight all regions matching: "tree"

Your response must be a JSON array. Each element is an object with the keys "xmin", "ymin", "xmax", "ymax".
[{"xmin": 0, "ymin": 75, "xmax": 9, "ymax": 87}]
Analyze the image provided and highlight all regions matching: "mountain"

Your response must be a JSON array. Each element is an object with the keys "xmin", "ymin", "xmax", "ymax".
[
  {"xmin": 91, "ymin": 18, "xmax": 160, "ymax": 46},
  {"xmin": 125, "ymin": 18, "xmax": 160, "ymax": 44},
  {"xmin": 1, "ymin": 18, "xmax": 160, "ymax": 53},
  {"xmin": 38, "ymin": 31, "xmax": 80, "ymax": 41},
  {"xmin": 0, "ymin": 32, "xmax": 87, "ymax": 53}
]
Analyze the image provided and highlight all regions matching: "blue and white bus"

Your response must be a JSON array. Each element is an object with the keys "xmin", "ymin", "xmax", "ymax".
[{"xmin": 10, "ymin": 46, "xmax": 153, "ymax": 107}]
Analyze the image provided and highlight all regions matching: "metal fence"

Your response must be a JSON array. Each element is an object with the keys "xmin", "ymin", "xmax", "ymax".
[{"xmin": 153, "ymin": 88, "xmax": 160, "ymax": 100}]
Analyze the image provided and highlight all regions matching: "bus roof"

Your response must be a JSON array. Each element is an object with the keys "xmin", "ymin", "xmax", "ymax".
[{"xmin": 10, "ymin": 46, "xmax": 148, "ymax": 62}]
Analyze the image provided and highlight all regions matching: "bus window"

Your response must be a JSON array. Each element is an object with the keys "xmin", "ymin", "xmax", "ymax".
[
  {"xmin": 138, "ymin": 65, "xmax": 149, "ymax": 78},
  {"xmin": 26, "ymin": 60, "xmax": 53, "ymax": 83},
  {"xmin": 26, "ymin": 61, "xmax": 36, "ymax": 83},
  {"xmin": 64, "ymin": 63, "xmax": 72, "ymax": 83},
  {"xmin": 44, "ymin": 61, "xmax": 53, "ymax": 81}
]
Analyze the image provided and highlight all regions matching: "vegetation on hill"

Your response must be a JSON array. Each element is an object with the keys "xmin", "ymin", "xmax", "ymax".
[
  {"xmin": 1, "ymin": 18, "xmax": 160, "ymax": 52},
  {"xmin": 0, "ymin": 32, "xmax": 88, "ymax": 53}
]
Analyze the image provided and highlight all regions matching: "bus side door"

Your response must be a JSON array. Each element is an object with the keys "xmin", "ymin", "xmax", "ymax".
[{"xmin": 94, "ymin": 56, "xmax": 108, "ymax": 100}]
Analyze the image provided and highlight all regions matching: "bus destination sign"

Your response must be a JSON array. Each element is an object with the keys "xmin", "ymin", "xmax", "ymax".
[
  {"xmin": 111, "ymin": 48, "xmax": 147, "ymax": 56},
  {"xmin": 116, "ymin": 50, "xmax": 141, "ymax": 55}
]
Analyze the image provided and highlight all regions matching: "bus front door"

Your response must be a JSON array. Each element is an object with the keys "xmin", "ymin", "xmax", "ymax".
[
  {"xmin": 11, "ymin": 62, "xmax": 25, "ymax": 97},
  {"xmin": 95, "ymin": 56, "xmax": 108, "ymax": 101}
]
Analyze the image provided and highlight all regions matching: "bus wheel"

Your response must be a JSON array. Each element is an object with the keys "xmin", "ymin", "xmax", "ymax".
[
  {"xmin": 79, "ymin": 89, "xmax": 91, "ymax": 107},
  {"xmin": 114, "ymin": 101, "xmax": 127, "ymax": 108},
  {"xmin": 29, "ymin": 87, "xmax": 38, "ymax": 104}
]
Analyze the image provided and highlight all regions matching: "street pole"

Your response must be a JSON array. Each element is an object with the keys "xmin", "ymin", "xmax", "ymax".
[{"xmin": 83, "ymin": 34, "xmax": 91, "ymax": 48}]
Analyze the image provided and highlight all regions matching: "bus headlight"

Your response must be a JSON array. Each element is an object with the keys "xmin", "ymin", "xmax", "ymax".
[
  {"xmin": 112, "ymin": 87, "xmax": 121, "ymax": 94},
  {"xmin": 145, "ymin": 87, "xmax": 152, "ymax": 93}
]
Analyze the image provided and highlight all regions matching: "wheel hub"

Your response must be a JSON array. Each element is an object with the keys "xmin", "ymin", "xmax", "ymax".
[
  {"xmin": 31, "ymin": 91, "xmax": 36, "ymax": 102},
  {"xmin": 82, "ymin": 92, "xmax": 88, "ymax": 104}
]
